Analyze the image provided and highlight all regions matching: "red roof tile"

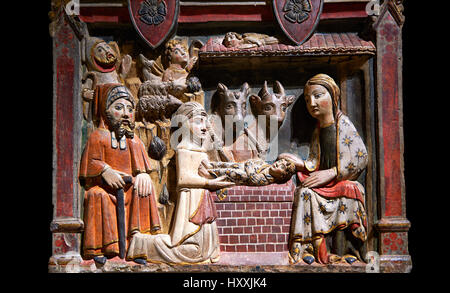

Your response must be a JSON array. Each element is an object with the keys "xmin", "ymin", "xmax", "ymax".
[{"xmin": 199, "ymin": 33, "xmax": 375, "ymax": 58}]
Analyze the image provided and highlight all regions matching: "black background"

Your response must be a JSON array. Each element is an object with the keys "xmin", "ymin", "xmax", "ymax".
[{"xmin": 13, "ymin": 0, "xmax": 429, "ymax": 288}]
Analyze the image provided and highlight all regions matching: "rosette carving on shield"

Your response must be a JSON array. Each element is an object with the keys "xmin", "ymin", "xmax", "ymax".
[
  {"xmin": 139, "ymin": 0, "xmax": 167, "ymax": 25},
  {"xmin": 283, "ymin": 0, "xmax": 312, "ymax": 24}
]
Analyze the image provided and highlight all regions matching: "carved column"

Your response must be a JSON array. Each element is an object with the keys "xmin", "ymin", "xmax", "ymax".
[
  {"xmin": 49, "ymin": 2, "xmax": 85, "ymax": 266},
  {"xmin": 373, "ymin": 0, "xmax": 411, "ymax": 272}
]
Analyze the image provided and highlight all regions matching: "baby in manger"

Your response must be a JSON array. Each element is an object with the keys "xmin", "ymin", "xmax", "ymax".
[{"xmin": 198, "ymin": 153, "xmax": 303, "ymax": 186}]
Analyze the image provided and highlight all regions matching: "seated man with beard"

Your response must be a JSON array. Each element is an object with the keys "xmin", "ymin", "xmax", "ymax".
[{"xmin": 79, "ymin": 84, "xmax": 161, "ymax": 265}]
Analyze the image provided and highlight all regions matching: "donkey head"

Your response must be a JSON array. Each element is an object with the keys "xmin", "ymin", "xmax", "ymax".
[
  {"xmin": 249, "ymin": 80, "xmax": 295, "ymax": 129},
  {"xmin": 210, "ymin": 82, "xmax": 250, "ymax": 131}
]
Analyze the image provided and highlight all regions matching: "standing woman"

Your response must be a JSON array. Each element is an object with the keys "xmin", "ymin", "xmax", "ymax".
[
  {"xmin": 126, "ymin": 102, "xmax": 234, "ymax": 264},
  {"xmin": 282, "ymin": 74, "xmax": 369, "ymax": 265}
]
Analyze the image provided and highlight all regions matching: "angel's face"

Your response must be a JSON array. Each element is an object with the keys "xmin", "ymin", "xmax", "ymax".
[{"xmin": 169, "ymin": 44, "xmax": 188, "ymax": 66}]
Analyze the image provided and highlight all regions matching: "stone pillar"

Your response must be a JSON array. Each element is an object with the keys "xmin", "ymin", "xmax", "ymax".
[
  {"xmin": 373, "ymin": 0, "xmax": 411, "ymax": 272},
  {"xmin": 49, "ymin": 3, "xmax": 85, "ymax": 267}
]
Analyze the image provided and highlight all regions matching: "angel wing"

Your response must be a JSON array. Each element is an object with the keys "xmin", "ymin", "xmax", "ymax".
[{"xmin": 139, "ymin": 54, "xmax": 164, "ymax": 82}]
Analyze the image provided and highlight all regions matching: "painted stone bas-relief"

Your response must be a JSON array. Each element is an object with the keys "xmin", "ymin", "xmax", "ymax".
[
  {"xmin": 50, "ymin": 0, "xmax": 410, "ymax": 273},
  {"xmin": 75, "ymin": 32, "xmax": 370, "ymax": 266},
  {"xmin": 75, "ymin": 34, "xmax": 370, "ymax": 267},
  {"xmin": 78, "ymin": 57, "xmax": 369, "ymax": 267}
]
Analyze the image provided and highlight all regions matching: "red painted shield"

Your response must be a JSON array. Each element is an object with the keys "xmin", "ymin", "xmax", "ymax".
[
  {"xmin": 128, "ymin": 0, "xmax": 179, "ymax": 48},
  {"xmin": 273, "ymin": 0, "xmax": 323, "ymax": 46}
]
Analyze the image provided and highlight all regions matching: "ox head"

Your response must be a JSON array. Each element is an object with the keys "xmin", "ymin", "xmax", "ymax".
[{"xmin": 249, "ymin": 81, "xmax": 295, "ymax": 129}]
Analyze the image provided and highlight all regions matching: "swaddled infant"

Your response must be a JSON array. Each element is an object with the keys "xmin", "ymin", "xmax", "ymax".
[{"xmin": 198, "ymin": 154, "xmax": 303, "ymax": 186}]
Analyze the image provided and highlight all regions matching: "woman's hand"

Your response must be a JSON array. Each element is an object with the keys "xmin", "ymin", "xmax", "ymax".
[
  {"xmin": 277, "ymin": 153, "xmax": 305, "ymax": 171},
  {"xmin": 200, "ymin": 159, "xmax": 213, "ymax": 169},
  {"xmin": 198, "ymin": 159, "xmax": 214, "ymax": 178},
  {"xmin": 206, "ymin": 176, "xmax": 235, "ymax": 191},
  {"xmin": 302, "ymin": 168, "xmax": 336, "ymax": 188},
  {"xmin": 198, "ymin": 164, "xmax": 213, "ymax": 179}
]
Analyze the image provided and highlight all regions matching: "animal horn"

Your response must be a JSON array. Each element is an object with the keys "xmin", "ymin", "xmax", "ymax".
[
  {"xmin": 258, "ymin": 81, "xmax": 270, "ymax": 100},
  {"xmin": 274, "ymin": 80, "xmax": 285, "ymax": 96},
  {"xmin": 240, "ymin": 82, "xmax": 249, "ymax": 92},
  {"xmin": 217, "ymin": 82, "xmax": 228, "ymax": 92}
]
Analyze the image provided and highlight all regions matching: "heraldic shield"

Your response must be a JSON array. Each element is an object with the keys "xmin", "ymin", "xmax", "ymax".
[
  {"xmin": 273, "ymin": 0, "xmax": 323, "ymax": 46},
  {"xmin": 128, "ymin": 0, "xmax": 180, "ymax": 48}
]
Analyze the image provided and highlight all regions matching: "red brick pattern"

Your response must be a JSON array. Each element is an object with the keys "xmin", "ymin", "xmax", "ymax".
[{"xmin": 213, "ymin": 180, "xmax": 295, "ymax": 253}]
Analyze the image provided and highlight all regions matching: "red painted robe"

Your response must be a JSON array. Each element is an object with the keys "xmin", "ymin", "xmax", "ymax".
[{"xmin": 79, "ymin": 84, "xmax": 161, "ymax": 259}]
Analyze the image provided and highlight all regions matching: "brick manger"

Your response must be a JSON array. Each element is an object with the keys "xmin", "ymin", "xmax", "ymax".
[{"xmin": 213, "ymin": 179, "xmax": 296, "ymax": 264}]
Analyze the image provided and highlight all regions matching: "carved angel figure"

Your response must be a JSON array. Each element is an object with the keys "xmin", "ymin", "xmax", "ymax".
[{"xmin": 139, "ymin": 39, "xmax": 203, "ymax": 104}]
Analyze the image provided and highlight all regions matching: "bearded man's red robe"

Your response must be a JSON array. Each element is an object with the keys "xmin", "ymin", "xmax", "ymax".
[{"xmin": 79, "ymin": 84, "xmax": 161, "ymax": 259}]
